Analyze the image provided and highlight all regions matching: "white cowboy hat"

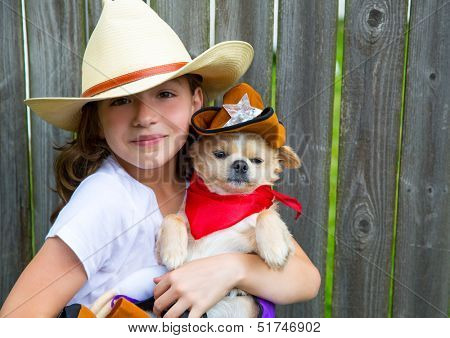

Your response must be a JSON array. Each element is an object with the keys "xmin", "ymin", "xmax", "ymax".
[{"xmin": 23, "ymin": 0, "xmax": 254, "ymax": 132}]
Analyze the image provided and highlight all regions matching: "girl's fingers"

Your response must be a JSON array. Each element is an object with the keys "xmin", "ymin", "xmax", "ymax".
[
  {"xmin": 153, "ymin": 273, "xmax": 166, "ymax": 283},
  {"xmin": 153, "ymin": 275, "xmax": 171, "ymax": 299},
  {"xmin": 153, "ymin": 286, "xmax": 177, "ymax": 317},
  {"xmin": 188, "ymin": 306, "xmax": 205, "ymax": 318},
  {"xmin": 162, "ymin": 298, "xmax": 190, "ymax": 318}
]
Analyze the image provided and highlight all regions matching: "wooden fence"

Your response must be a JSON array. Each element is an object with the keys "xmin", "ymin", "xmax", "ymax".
[{"xmin": 1, "ymin": 0, "xmax": 448, "ymax": 317}]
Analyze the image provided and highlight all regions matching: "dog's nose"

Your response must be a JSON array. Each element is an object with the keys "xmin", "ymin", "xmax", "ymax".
[{"xmin": 231, "ymin": 160, "xmax": 248, "ymax": 174}]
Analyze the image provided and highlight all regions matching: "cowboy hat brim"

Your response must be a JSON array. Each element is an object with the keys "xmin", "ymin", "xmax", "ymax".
[{"xmin": 24, "ymin": 40, "xmax": 254, "ymax": 132}]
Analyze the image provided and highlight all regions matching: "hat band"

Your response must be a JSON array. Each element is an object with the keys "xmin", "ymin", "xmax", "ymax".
[{"xmin": 81, "ymin": 62, "xmax": 188, "ymax": 97}]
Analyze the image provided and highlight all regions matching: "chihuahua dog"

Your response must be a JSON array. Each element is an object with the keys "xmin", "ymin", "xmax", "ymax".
[{"xmin": 156, "ymin": 132, "xmax": 301, "ymax": 317}]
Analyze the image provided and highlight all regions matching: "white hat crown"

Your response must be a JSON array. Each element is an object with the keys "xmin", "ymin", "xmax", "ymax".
[{"xmin": 82, "ymin": 0, "xmax": 192, "ymax": 96}]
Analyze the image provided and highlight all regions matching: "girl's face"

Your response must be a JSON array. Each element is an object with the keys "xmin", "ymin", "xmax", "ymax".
[{"xmin": 97, "ymin": 77, "xmax": 203, "ymax": 170}]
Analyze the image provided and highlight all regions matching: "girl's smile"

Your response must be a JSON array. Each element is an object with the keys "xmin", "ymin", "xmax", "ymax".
[{"xmin": 131, "ymin": 134, "xmax": 168, "ymax": 147}]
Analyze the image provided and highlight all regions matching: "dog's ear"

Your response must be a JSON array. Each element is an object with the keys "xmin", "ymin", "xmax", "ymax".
[{"xmin": 277, "ymin": 145, "xmax": 301, "ymax": 169}]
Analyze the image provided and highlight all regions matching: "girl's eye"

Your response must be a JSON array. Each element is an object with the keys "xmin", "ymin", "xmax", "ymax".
[
  {"xmin": 110, "ymin": 97, "xmax": 131, "ymax": 106},
  {"xmin": 250, "ymin": 157, "xmax": 263, "ymax": 164},
  {"xmin": 213, "ymin": 150, "xmax": 228, "ymax": 159},
  {"xmin": 158, "ymin": 91, "xmax": 175, "ymax": 99}
]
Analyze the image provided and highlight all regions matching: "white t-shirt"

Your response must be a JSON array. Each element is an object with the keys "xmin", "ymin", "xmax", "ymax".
[{"xmin": 45, "ymin": 154, "xmax": 187, "ymax": 308}]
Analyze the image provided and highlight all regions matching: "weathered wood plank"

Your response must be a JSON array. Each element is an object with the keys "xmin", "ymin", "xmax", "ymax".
[
  {"xmin": 215, "ymin": 0, "xmax": 274, "ymax": 105},
  {"xmin": 393, "ymin": 0, "xmax": 450, "ymax": 318},
  {"xmin": 151, "ymin": 0, "xmax": 209, "ymax": 64},
  {"xmin": 151, "ymin": 0, "xmax": 209, "ymax": 106},
  {"xmin": 26, "ymin": 0, "xmax": 85, "ymax": 249},
  {"xmin": 276, "ymin": 0, "xmax": 338, "ymax": 317},
  {"xmin": 0, "ymin": 0, "xmax": 33, "ymax": 306},
  {"xmin": 87, "ymin": 0, "xmax": 103, "ymax": 36},
  {"xmin": 333, "ymin": 0, "xmax": 408, "ymax": 317}
]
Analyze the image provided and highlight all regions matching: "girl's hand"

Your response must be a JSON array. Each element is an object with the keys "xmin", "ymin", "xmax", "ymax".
[{"xmin": 152, "ymin": 253, "xmax": 243, "ymax": 318}]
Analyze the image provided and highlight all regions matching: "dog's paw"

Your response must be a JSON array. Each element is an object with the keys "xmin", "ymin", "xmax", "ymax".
[
  {"xmin": 160, "ymin": 247, "xmax": 187, "ymax": 270},
  {"xmin": 158, "ymin": 214, "xmax": 189, "ymax": 270},
  {"xmin": 256, "ymin": 209, "xmax": 295, "ymax": 270},
  {"xmin": 258, "ymin": 240, "xmax": 292, "ymax": 270}
]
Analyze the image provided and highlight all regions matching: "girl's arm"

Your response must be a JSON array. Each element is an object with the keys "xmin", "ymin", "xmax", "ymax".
[
  {"xmin": 233, "ymin": 238, "xmax": 321, "ymax": 305},
  {"xmin": 0, "ymin": 237, "xmax": 87, "ymax": 317}
]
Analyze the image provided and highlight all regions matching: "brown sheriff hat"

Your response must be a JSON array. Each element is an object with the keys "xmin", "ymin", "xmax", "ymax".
[{"xmin": 191, "ymin": 82, "xmax": 286, "ymax": 148}]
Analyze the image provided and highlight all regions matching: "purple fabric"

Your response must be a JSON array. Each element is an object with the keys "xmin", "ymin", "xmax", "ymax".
[
  {"xmin": 255, "ymin": 296, "xmax": 276, "ymax": 318},
  {"xmin": 111, "ymin": 294, "xmax": 141, "ymax": 308}
]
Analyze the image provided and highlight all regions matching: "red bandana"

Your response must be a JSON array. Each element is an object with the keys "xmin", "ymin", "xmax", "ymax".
[{"xmin": 185, "ymin": 172, "xmax": 302, "ymax": 240}]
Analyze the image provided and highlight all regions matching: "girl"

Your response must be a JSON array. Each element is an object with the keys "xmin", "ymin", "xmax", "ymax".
[{"xmin": 0, "ymin": 0, "xmax": 320, "ymax": 318}]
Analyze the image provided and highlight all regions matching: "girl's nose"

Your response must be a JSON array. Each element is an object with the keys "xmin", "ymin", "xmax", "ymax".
[{"xmin": 132, "ymin": 99, "xmax": 160, "ymax": 127}]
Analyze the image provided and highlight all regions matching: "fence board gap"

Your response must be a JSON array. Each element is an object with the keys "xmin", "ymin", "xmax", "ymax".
[{"xmin": 324, "ymin": 15, "xmax": 346, "ymax": 318}]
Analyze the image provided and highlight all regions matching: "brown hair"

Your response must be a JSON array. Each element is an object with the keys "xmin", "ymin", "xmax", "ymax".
[{"xmin": 49, "ymin": 74, "xmax": 204, "ymax": 224}]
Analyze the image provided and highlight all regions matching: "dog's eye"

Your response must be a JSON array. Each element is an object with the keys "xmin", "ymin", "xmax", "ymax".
[
  {"xmin": 250, "ymin": 158, "xmax": 263, "ymax": 164},
  {"xmin": 213, "ymin": 150, "xmax": 228, "ymax": 159}
]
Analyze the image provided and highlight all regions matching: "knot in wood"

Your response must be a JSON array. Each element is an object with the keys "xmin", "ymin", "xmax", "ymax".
[
  {"xmin": 360, "ymin": 3, "xmax": 387, "ymax": 44},
  {"xmin": 368, "ymin": 9, "xmax": 383, "ymax": 27}
]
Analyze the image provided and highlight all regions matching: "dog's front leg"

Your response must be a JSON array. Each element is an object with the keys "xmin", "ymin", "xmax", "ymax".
[
  {"xmin": 255, "ymin": 206, "xmax": 296, "ymax": 270},
  {"xmin": 156, "ymin": 214, "xmax": 189, "ymax": 270}
]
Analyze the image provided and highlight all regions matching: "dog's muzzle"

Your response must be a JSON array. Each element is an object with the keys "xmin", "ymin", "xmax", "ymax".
[{"xmin": 228, "ymin": 160, "xmax": 249, "ymax": 183}]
